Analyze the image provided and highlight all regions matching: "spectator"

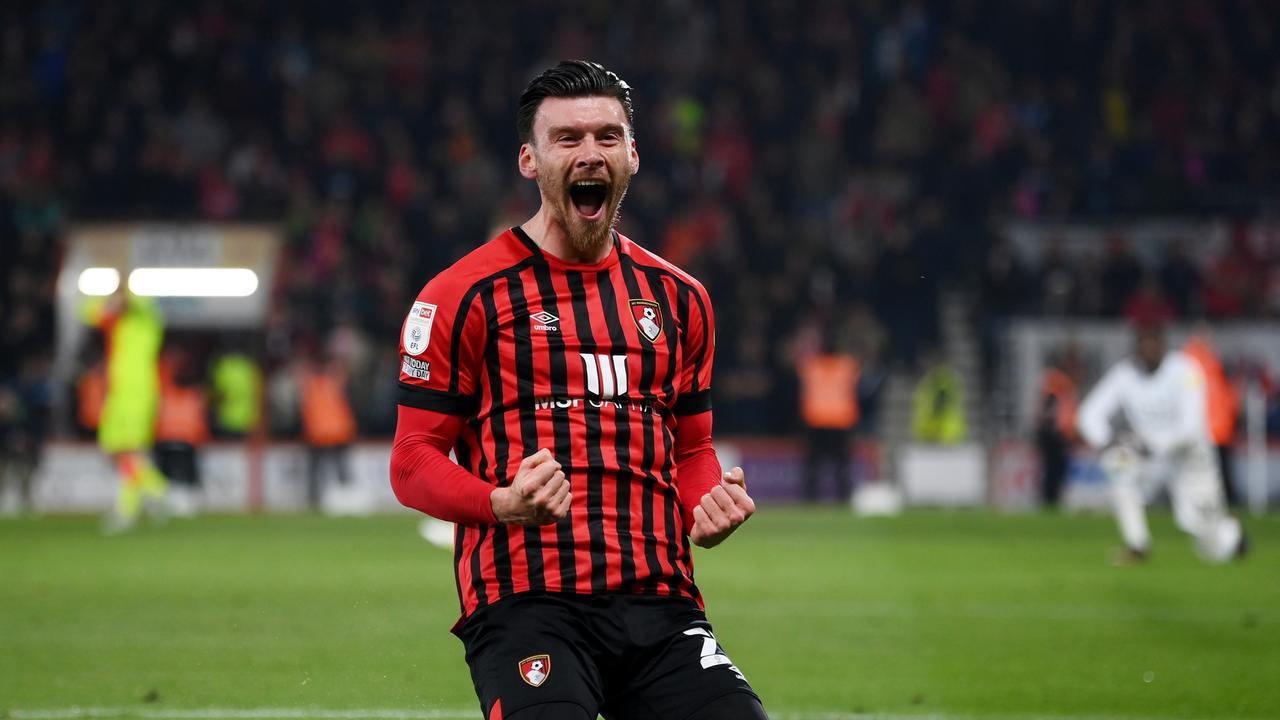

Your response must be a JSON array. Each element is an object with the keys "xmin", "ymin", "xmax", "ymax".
[
  {"xmin": 1037, "ymin": 237, "xmax": 1081, "ymax": 316},
  {"xmin": 1035, "ymin": 347, "xmax": 1081, "ymax": 509},
  {"xmin": 1099, "ymin": 236, "xmax": 1143, "ymax": 316},
  {"xmin": 1122, "ymin": 274, "xmax": 1178, "ymax": 326},
  {"xmin": 875, "ymin": 225, "xmax": 936, "ymax": 371},
  {"xmin": 1184, "ymin": 333, "xmax": 1242, "ymax": 507},
  {"xmin": 0, "ymin": 353, "xmax": 51, "ymax": 515},
  {"xmin": 796, "ymin": 332, "xmax": 861, "ymax": 503},
  {"xmin": 299, "ymin": 353, "xmax": 358, "ymax": 514},
  {"xmin": 1203, "ymin": 226, "xmax": 1264, "ymax": 319},
  {"xmin": 912, "ymin": 358, "xmax": 967, "ymax": 445},
  {"xmin": 154, "ymin": 349, "xmax": 211, "ymax": 517},
  {"xmin": 210, "ymin": 345, "xmax": 262, "ymax": 437},
  {"xmin": 1159, "ymin": 239, "xmax": 1202, "ymax": 317},
  {"xmin": 979, "ymin": 235, "xmax": 1028, "ymax": 389}
]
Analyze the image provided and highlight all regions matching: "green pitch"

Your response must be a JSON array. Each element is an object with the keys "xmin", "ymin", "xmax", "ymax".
[{"xmin": 2, "ymin": 509, "xmax": 1277, "ymax": 719}]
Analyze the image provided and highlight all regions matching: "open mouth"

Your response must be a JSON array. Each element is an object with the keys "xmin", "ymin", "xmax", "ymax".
[{"xmin": 568, "ymin": 180, "xmax": 608, "ymax": 221}]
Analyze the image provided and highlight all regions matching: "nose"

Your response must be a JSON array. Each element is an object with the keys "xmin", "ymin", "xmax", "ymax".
[{"xmin": 575, "ymin": 138, "xmax": 605, "ymax": 171}]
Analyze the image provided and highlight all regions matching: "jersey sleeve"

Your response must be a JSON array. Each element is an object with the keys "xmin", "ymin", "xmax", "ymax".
[
  {"xmin": 396, "ymin": 273, "xmax": 485, "ymax": 417},
  {"xmin": 1157, "ymin": 354, "xmax": 1210, "ymax": 455},
  {"xmin": 673, "ymin": 409, "xmax": 722, "ymax": 527},
  {"xmin": 673, "ymin": 281, "xmax": 715, "ymax": 416},
  {"xmin": 1077, "ymin": 363, "xmax": 1126, "ymax": 449}
]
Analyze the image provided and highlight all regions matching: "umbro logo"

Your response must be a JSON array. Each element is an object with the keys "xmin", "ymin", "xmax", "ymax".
[{"xmin": 531, "ymin": 310, "xmax": 559, "ymax": 332}]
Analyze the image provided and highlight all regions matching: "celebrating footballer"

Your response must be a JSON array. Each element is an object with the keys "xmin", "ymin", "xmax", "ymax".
[{"xmin": 390, "ymin": 60, "xmax": 766, "ymax": 720}]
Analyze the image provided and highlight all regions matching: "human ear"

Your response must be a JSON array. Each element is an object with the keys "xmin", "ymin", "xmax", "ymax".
[{"xmin": 518, "ymin": 143, "xmax": 538, "ymax": 179}]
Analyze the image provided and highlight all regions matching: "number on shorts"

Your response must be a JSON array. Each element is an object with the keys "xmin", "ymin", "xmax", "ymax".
[{"xmin": 683, "ymin": 627, "xmax": 746, "ymax": 681}]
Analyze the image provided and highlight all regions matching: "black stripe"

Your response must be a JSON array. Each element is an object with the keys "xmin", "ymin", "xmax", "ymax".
[
  {"xmin": 620, "ymin": 255, "xmax": 663, "ymax": 592},
  {"xmin": 687, "ymin": 285, "xmax": 712, "ymax": 392},
  {"xmin": 673, "ymin": 389, "xmax": 712, "ymax": 416},
  {"xmin": 506, "ymin": 270, "xmax": 545, "ymax": 591},
  {"xmin": 567, "ymin": 270, "xmax": 609, "ymax": 593},
  {"xmin": 396, "ymin": 381, "xmax": 480, "ymax": 415},
  {"xmin": 651, "ymin": 272, "xmax": 683, "ymax": 591},
  {"xmin": 530, "ymin": 259, "xmax": 577, "ymax": 591},
  {"xmin": 480, "ymin": 285, "xmax": 514, "ymax": 598},
  {"xmin": 510, "ymin": 226, "xmax": 542, "ymax": 255},
  {"xmin": 469, "ymin": 524, "xmax": 489, "ymax": 607},
  {"xmin": 657, "ymin": 395, "xmax": 682, "ymax": 595},
  {"xmin": 457, "ymin": 429, "xmax": 488, "ymax": 606},
  {"xmin": 625, "ymin": 261, "xmax": 704, "ymax": 298},
  {"xmin": 595, "ymin": 268, "xmax": 636, "ymax": 590},
  {"xmin": 452, "ymin": 525, "xmax": 465, "ymax": 615},
  {"xmin": 664, "ymin": 276, "xmax": 686, "ymax": 401},
  {"xmin": 446, "ymin": 288, "xmax": 478, "ymax": 395}
]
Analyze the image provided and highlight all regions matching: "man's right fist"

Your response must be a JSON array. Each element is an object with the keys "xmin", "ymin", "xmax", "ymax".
[{"xmin": 490, "ymin": 448, "xmax": 572, "ymax": 525}]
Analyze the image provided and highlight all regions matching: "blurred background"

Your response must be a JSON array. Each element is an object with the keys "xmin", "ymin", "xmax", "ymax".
[
  {"xmin": 4, "ymin": 2, "xmax": 1280, "ymax": 718},
  {"xmin": 4, "ymin": 0, "xmax": 1280, "ymax": 514}
]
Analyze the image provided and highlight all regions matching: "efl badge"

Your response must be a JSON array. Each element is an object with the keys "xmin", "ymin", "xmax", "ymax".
[
  {"xmin": 629, "ymin": 299, "xmax": 663, "ymax": 343},
  {"xmin": 403, "ymin": 301, "xmax": 436, "ymax": 356},
  {"xmin": 519, "ymin": 654, "xmax": 551, "ymax": 687}
]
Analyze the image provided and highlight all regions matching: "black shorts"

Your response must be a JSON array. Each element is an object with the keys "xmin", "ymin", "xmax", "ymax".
[{"xmin": 459, "ymin": 592, "xmax": 760, "ymax": 719}]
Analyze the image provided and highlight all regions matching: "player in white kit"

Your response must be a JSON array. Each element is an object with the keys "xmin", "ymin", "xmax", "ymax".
[{"xmin": 1077, "ymin": 324, "xmax": 1247, "ymax": 564}]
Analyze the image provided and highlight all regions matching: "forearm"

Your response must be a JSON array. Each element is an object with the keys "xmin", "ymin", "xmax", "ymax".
[
  {"xmin": 673, "ymin": 411, "xmax": 722, "ymax": 528},
  {"xmin": 1077, "ymin": 375, "xmax": 1119, "ymax": 449},
  {"xmin": 390, "ymin": 405, "xmax": 496, "ymax": 525}
]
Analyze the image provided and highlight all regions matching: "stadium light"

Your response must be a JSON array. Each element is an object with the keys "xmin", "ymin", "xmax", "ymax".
[
  {"xmin": 77, "ymin": 267, "xmax": 121, "ymax": 296},
  {"xmin": 127, "ymin": 268, "xmax": 260, "ymax": 297}
]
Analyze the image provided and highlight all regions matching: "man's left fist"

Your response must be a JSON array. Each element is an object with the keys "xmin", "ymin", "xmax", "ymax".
[{"xmin": 690, "ymin": 466, "xmax": 756, "ymax": 549}]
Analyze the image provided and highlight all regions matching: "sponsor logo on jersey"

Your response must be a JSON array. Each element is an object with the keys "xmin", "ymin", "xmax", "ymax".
[
  {"xmin": 531, "ymin": 396, "xmax": 653, "ymax": 413},
  {"xmin": 401, "ymin": 357, "xmax": 430, "ymax": 381},
  {"xmin": 580, "ymin": 353, "xmax": 629, "ymax": 398},
  {"xmin": 403, "ymin": 301, "xmax": 436, "ymax": 356},
  {"xmin": 530, "ymin": 310, "xmax": 559, "ymax": 332},
  {"xmin": 629, "ymin": 299, "xmax": 662, "ymax": 343},
  {"xmin": 519, "ymin": 654, "xmax": 551, "ymax": 687}
]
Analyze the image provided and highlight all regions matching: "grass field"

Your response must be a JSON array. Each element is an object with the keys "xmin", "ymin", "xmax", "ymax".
[{"xmin": 2, "ymin": 509, "xmax": 1278, "ymax": 719}]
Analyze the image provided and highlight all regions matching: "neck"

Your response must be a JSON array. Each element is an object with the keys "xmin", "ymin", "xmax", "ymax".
[{"xmin": 520, "ymin": 206, "xmax": 614, "ymax": 264}]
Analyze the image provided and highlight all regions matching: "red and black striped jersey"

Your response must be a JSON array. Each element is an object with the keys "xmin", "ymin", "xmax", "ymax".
[{"xmin": 396, "ymin": 227, "xmax": 716, "ymax": 619}]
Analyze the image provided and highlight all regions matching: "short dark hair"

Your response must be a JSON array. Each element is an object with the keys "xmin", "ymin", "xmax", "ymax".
[{"xmin": 517, "ymin": 60, "xmax": 634, "ymax": 143}]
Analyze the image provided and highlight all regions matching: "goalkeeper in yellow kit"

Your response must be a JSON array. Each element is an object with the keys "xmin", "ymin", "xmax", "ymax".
[{"xmin": 84, "ymin": 288, "xmax": 168, "ymax": 531}]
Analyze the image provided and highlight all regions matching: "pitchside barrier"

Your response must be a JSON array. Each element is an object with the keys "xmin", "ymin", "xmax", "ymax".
[{"xmin": 14, "ymin": 438, "xmax": 1278, "ymax": 514}]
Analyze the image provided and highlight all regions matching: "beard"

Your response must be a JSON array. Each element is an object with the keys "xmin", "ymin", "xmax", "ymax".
[{"xmin": 539, "ymin": 168, "xmax": 632, "ymax": 257}]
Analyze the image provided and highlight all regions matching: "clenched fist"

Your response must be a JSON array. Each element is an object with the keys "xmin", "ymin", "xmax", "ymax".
[
  {"xmin": 689, "ymin": 466, "xmax": 756, "ymax": 548},
  {"xmin": 490, "ymin": 448, "xmax": 572, "ymax": 525}
]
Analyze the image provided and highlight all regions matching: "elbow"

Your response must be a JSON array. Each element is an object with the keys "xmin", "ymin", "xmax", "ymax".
[
  {"xmin": 1077, "ymin": 420, "xmax": 1106, "ymax": 449},
  {"xmin": 388, "ymin": 444, "xmax": 420, "ymax": 511}
]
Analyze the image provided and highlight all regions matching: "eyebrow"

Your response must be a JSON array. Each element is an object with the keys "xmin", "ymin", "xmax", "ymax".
[{"xmin": 545, "ymin": 122, "xmax": 627, "ymax": 138}]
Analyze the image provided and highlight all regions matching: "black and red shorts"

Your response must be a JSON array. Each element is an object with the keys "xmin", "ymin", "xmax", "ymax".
[{"xmin": 459, "ymin": 592, "xmax": 760, "ymax": 719}]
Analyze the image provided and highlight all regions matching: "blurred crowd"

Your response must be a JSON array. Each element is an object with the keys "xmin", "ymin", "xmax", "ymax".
[{"xmin": 3, "ymin": 0, "xmax": 1280, "ymax": 443}]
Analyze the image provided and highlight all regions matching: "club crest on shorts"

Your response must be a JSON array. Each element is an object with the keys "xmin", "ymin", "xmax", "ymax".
[
  {"xmin": 629, "ymin": 299, "xmax": 663, "ymax": 343},
  {"xmin": 518, "ymin": 654, "xmax": 551, "ymax": 687}
]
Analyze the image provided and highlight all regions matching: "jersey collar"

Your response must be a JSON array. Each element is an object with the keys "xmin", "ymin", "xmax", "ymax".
[{"xmin": 510, "ymin": 226, "xmax": 623, "ymax": 271}]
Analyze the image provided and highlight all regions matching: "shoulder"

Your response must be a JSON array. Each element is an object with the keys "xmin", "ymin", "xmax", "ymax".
[
  {"xmin": 621, "ymin": 234, "xmax": 708, "ymax": 296},
  {"xmin": 1165, "ymin": 352, "xmax": 1206, "ymax": 383},
  {"xmin": 415, "ymin": 230, "xmax": 535, "ymax": 305},
  {"xmin": 421, "ymin": 230, "xmax": 534, "ymax": 295},
  {"xmin": 1103, "ymin": 359, "xmax": 1137, "ymax": 384}
]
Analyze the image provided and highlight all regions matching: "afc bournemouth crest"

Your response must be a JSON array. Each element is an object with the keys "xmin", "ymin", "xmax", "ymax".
[
  {"xmin": 519, "ymin": 654, "xmax": 551, "ymax": 687},
  {"xmin": 629, "ymin": 299, "xmax": 663, "ymax": 343}
]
